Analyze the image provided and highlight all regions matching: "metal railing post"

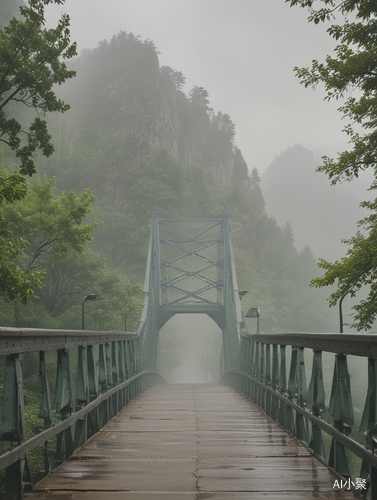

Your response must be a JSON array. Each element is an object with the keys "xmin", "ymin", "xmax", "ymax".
[
  {"xmin": 271, "ymin": 344, "xmax": 279, "ymax": 421},
  {"xmin": 54, "ymin": 348, "xmax": 74, "ymax": 466},
  {"xmin": 307, "ymin": 350, "xmax": 326, "ymax": 458},
  {"xmin": 295, "ymin": 347, "xmax": 308, "ymax": 445},
  {"xmin": 360, "ymin": 357, "xmax": 377, "ymax": 497},
  {"xmin": 278, "ymin": 345, "xmax": 287, "ymax": 426},
  {"xmin": 286, "ymin": 347, "xmax": 297, "ymax": 435},
  {"xmin": 328, "ymin": 354, "xmax": 354, "ymax": 480}
]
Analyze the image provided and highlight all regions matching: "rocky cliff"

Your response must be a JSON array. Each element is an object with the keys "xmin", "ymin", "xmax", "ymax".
[
  {"xmin": 64, "ymin": 32, "xmax": 249, "ymax": 187},
  {"xmin": 106, "ymin": 48, "xmax": 181, "ymax": 158}
]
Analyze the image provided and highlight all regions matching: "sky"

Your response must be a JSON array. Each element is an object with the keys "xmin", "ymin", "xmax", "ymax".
[{"xmin": 45, "ymin": 0, "xmax": 347, "ymax": 175}]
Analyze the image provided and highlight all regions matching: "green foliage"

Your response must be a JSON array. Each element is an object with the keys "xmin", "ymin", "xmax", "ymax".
[
  {"xmin": 7, "ymin": 249, "xmax": 143, "ymax": 331},
  {"xmin": 310, "ymin": 220, "xmax": 377, "ymax": 331},
  {"xmin": 0, "ymin": 0, "xmax": 76, "ymax": 304},
  {"xmin": 23, "ymin": 391, "xmax": 45, "ymax": 479},
  {"xmin": 0, "ymin": 0, "xmax": 77, "ymax": 175},
  {"xmin": 288, "ymin": 0, "xmax": 377, "ymax": 330},
  {"xmin": 59, "ymin": 128, "xmax": 148, "ymax": 198},
  {"xmin": 288, "ymin": 1, "xmax": 374, "ymax": 24},
  {"xmin": 85, "ymin": 149, "xmax": 225, "ymax": 278},
  {"xmin": 3, "ymin": 176, "xmax": 100, "ymax": 273},
  {"xmin": 189, "ymin": 86, "xmax": 213, "ymax": 113},
  {"xmin": 211, "ymin": 112, "xmax": 235, "ymax": 143},
  {"xmin": 0, "ymin": 159, "xmax": 41, "ymax": 303},
  {"xmin": 160, "ymin": 66, "xmax": 186, "ymax": 92},
  {"xmin": 0, "ymin": 171, "xmax": 143, "ymax": 331}
]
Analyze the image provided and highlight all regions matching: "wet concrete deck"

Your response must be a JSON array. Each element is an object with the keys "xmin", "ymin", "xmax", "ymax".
[{"xmin": 26, "ymin": 384, "xmax": 361, "ymax": 499}]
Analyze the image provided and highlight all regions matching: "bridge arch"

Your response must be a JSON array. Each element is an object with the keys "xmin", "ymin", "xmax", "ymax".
[{"xmin": 158, "ymin": 313, "xmax": 222, "ymax": 383}]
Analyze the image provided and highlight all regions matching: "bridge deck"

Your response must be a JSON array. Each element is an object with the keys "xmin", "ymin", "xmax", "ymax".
[{"xmin": 26, "ymin": 384, "xmax": 360, "ymax": 499}]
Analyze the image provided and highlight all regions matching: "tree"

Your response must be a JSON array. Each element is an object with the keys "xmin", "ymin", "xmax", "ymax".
[
  {"xmin": 0, "ymin": 0, "xmax": 77, "ymax": 176},
  {"xmin": 0, "ymin": 162, "xmax": 41, "ymax": 303},
  {"xmin": 2, "ymin": 176, "xmax": 101, "ymax": 274},
  {"xmin": 26, "ymin": 249, "xmax": 142, "ymax": 330},
  {"xmin": 189, "ymin": 86, "xmax": 213, "ymax": 113},
  {"xmin": 250, "ymin": 167, "xmax": 265, "ymax": 211},
  {"xmin": 0, "ymin": 0, "xmax": 76, "ymax": 304},
  {"xmin": 250, "ymin": 167, "xmax": 261, "ymax": 189},
  {"xmin": 232, "ymin": 147, "xmax": 250, "ymax": 188},
  {"xmin": 211, "ymin": 112, "xmax": 236, "ymax": 143},
  {"xmin": 287, "ymin": 0, "xmax": 377, "ymax": 330},
  {"xmin": 160, "ymin": 66, "xmax": 186, "ymax": 92}
]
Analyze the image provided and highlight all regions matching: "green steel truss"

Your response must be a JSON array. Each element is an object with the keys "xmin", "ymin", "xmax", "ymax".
[{"xmin": 144, "ymin": 209, "xmax": 245, "ymax": 370}]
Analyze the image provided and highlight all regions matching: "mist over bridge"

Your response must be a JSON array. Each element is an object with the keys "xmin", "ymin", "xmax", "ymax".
[{"xmin": 0, "ymin": 211, "xmax": 376, "ymax": 499}]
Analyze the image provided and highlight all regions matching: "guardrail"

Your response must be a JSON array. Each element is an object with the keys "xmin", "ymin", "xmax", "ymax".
[
  {"xmin": 0, "ymin": 327, "xmax": 165, "ymax": 499},
  {"xmin": 220, "ymin": 332, "xmax": 377, "ymax": 500}
]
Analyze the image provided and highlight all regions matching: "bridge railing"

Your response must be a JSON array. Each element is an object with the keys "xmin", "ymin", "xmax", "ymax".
[
  {"xmin": 220, "ymin": 332, "xmax": 377, "ymax": 498},
  {"xmin": 0, "ymin": 328, "xmax": 164, "ymax": 499}
]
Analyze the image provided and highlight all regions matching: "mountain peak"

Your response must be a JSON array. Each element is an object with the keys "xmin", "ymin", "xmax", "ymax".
[{"xmin": 261, "ymin": 144, "xmax": 368, "ymax": 260}]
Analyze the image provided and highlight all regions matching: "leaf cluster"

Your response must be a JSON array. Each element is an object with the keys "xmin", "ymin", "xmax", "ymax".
[
  {"xmin": 0, "ymin": 160, "xmax": 41, "ymax": 303},
  {"xmin": 287, "ymin": 1, "xmax": 375, "ymax": 24},
  {"xmin": 2, "ymin": 176, "xmax": 100, "ymax": 273},
  {"xmin": 0, "ymin": 0, "xmax": 77, "ymax": 175},
  {"xmin": 310, "ymin": 205, "xmax": 377, "ymax": 330}
]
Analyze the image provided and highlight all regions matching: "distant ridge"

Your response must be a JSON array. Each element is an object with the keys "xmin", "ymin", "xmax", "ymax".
[{"xmin": 261, "ymin": 144, "xmax": 370, "ymax": 261}]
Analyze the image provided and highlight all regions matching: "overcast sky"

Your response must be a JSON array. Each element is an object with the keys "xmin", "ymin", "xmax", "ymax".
[{"xmin": 46, "ymin": 0, "xmax": 345, "ymax": 175}]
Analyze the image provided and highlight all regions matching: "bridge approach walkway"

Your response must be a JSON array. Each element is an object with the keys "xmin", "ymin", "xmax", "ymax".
[{"xmin": 25, "ymin": 384, "xmax": 360, "ymax": 500}]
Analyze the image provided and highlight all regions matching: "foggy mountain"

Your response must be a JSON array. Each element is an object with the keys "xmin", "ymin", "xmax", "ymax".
[
  {"xmin": 261, "ymin": 144, "xmax": 371, "ymax": 261},
  {"xmin": 56, "ymin": 33, "xmax": 249, "ymax": 189},
  {"xmin": 0, "ymin": 27, "xmax": 340, "ymax": 336}
]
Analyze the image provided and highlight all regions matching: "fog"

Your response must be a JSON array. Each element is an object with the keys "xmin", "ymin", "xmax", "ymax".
[
  {"xmin": 45, "ymin": 0, "xmax": 347, "ymax": 176},
  {"xmin": 159, "ymin": 314, "xmax": 222, "ymax": 383}
]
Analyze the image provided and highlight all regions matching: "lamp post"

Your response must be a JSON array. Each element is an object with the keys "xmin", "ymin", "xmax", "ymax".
[
  {"xmin": 245, "ymin": 307, "xmax": 260, "ymax": 334},
  {"xmin": 339, "ymin": 289, "xmax": 351, "ymax": 333},
  {"xmin": 82, "ymin": 294, "xmax": 96, "ymax": 330}
]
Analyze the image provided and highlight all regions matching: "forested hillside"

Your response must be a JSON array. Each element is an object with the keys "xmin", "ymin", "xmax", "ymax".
[{"xmin": 0, "ymin": 28, "xmax": 336, "ymax": 335}]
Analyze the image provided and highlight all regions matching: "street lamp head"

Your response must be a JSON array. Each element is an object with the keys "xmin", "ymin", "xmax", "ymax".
[
  {"xmin": 238, "ymin": 290, "xmax": 248, "ymax": 300},
  {"xmin": 245, "ymin": 307, "xmax": 260, "ymax": 334},
  {"xmin": 83, "ymin": 293, "xmax": 96, "ymax": 304},
  {"xmin": 245, "ymin": 307, "xmax": 260, "ymax": 318}
]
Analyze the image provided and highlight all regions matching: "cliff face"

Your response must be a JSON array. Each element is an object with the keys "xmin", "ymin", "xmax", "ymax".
[
  {"xmin": 176, "ymin": 92, "xmax": 210, "ymax": 167},
  {"xmin": 106, "ymin": 48, "xmax": 181, "ymax": 158},
  {"xmin": 66, "ymin": 33, "xmax": 249, "ymax": 187}
]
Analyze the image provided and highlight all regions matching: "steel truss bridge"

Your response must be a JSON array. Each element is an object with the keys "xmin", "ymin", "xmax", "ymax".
[{"xmin": 0, "ymin": 211, "xmax": 377, "ymax": 498}]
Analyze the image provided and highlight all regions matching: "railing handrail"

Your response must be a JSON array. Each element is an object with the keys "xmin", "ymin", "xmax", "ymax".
[
  {"xmin": 0, "ymin": 370, "xmax": 164, "ymax": 472},
  {"xmin": 242, "ymin": 331, "xmax": 377, "ymax": 357},
  {"xmin": 0, "ymin": 327, "xmax": 138, "ymax": 355},
  {"xmin": 220, "ymin": 368, "xmax": 377, "ymax": 469}
]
